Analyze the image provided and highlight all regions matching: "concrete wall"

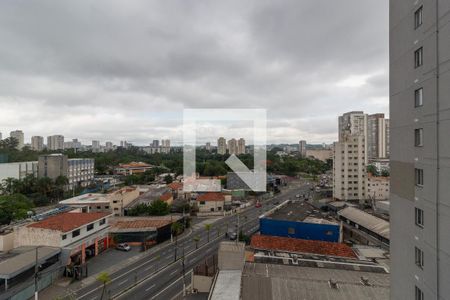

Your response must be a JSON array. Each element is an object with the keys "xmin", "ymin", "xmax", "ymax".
[
  {"xmin": 192, "ymin": 275, "xmax": 213, "ymax": 293},
  {"xmin": 0, "ymin": 161, "xmax": 38, "ymax": 182},
  {"xmin": 259, "ymin": 218, "xmax": 340, "ymax": 242},
  {"xmin": 0, "ymin": 232, "xmax": 15, "ymax": 252}
]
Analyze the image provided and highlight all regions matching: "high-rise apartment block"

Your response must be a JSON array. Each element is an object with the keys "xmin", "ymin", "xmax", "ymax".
[
  {"xmin": 367, "ymin": 114, "xmax": 390, "ymax": 159},
  {"xmin": 227, "ymin": 138, "xmax": 238, "ymax": 155},
  {"xmin": 47, "ymin": 135, "xmax": 64, "ymax": 150},
  {"xmin": 390, "ymin": 1, "xmax": 450, "ymax": 299},
  {"xmin": 217, "ymin": 137, "xmax": 227, "ymax": 155},
  {"xmin": 10, "ymin": 130, "xmax": 24, "ymax": 150},
  {"xmin": 31, "ymin": 136, "xmax": 44, "ymax": 151},
  {"xmin": 237, "ymin": 138, "xmax": 246, "ymax": 155},
  {"xmin": 205, "ymin": 142, "xmax": 211, "ymax": 152},
  {"xmin": 333, "ymin": 112, "xmax": 368, "ymax": 203},
  {"xmin": 299, "ymin": 140, "xmax": 307, "ymax": 157},
  {"xmin": 105, "ymin": 141, "xmax": 113, "ymax": 151}
]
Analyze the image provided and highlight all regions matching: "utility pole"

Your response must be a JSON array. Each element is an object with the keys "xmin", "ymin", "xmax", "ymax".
[{"xmin": 34, "ymin": 246, "xmax": 39, "ymax": 300}]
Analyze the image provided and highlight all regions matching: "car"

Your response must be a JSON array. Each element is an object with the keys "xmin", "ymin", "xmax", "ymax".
[
  {"xmin": 116, "ymin": 243, "xmax": 131, "ymax": 251},
  {"xmin": 227, "ymin": 231, "xmax": 237, "ymax": 240}
]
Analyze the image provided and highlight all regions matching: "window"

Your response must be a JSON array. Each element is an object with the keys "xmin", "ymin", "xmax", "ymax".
[
  {"xmin": 99, "ymin": 218, "xmax": 106, "ymax": 226},
  {"xmin": 415, "ymin": 128, "xmax": 423, "ymax": 146},
  {"xmin": 415, "ymin": 168, "xmax": 424, "ymax": 186},
  {"xmin": 415, "ymin": 6, "xmax": 423, "ymax": 29},
  {"xmin": 415, "ymin": 207, "xmax": 424, "ymax": 227},
  {"xmin": 96, "ymin": 206, "xmax": 101, "ymax": 209},
  {"xmin": 415, "ymin": 247, "xmax": 424, "ymax": 268},
  {"xmin": 62, "ymin": 234, "xmax": 67, "ymax": 240},
  {"xmin": 415, "ymin": 47, "xmax": 423, "ymax": 68},
  {"xmin": 200, "ymin": 201, "xmax": 205, "ymax": 205},
  {"xmin": 87, "ymin": 223, "xmax": 94, "ymax": 231},
  {"xmin": 415, "ymin": 88, "xmax": 423, "ymax": 107},
  {"xmin": 72, "ymin": 229, "xmax": 80, "ymax": 238},
  {"xmin": 415, "ymin": 286, "xmax": 424, "ymax": 300}
]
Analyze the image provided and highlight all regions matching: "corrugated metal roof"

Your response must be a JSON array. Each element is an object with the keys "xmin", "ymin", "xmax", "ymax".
[
  {"xmin": 338, "ymin": 207, "xmax": 390, "ymax": 239},
  {"xmin": 210, "ymin": 270, "xmax": 242, "ymax": 300}
]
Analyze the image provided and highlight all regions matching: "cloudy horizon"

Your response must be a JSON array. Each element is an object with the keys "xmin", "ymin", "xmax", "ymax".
[{"xmin": 0, "ymin": 0, "xmax": 388, "ymax": 146}]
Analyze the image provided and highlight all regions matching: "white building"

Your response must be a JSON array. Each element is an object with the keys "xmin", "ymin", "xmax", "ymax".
[
  {"xmin": 47, "ymin": 135, "xmax": 64, "ymax": 150},
  {"xmin": 299, "ymin": 140, "xmax": 307, "ymax": 157},
  {"xmin": 227, "ymin": 138, "xmax": 238, "ymax": 155},
  {"xmin": 0, "ymin": 161, "xmax": 38, "ymax": 183},
  {"xmin": 367, "ymin": 114, "xmax": 389, "ymax": 159},
  {"xmin": 237, "ymin": 138, "xmax": 245, "ymax": 155},
  {"xmin": 10, "ymin": 130, "xmax": 24, "ymax": 150},
  {"xmin": 31, "ymin": 136, "xmax": 44, "ymax": 151}
]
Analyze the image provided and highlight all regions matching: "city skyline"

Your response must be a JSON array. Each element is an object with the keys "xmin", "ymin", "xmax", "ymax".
[{"xmin": 0, "ymin": 1, "xmax": 388, "ymax": 145}]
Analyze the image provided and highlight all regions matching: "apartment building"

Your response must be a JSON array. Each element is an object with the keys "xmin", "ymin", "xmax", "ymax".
[
  {"xmin": 227, "ymin": 138, "xmax": 238, "ymax": 155},
  {"xmin": 390, "ymin": 0, "xmax": 450, "ymax": 299},
  {"xmin": 299, "ymin": 140, "xmax": 307, "ymax": 158},
  {"xmin": 237, "ymin": 138, "xmax": 246, "ymax": 155},
  {"xmin": 31, "ymin": 136, "xmax": 44, "ymax": 151},
  {"xmin": 367, "ymin": 114, "xmax": 390, "ymax": 159},
  {"xmin": 333, "ymin": 112, "xmax": 368, "ymax": 203},
  {"xmin": 217, "ymin": 137, "xmax": 227, "ymax": 155},
  {"xmin": 9, "ymin": 130, "xmax": 24, "ymax": 150},
  {"xmin": 47, "ymin": 135, "xmax": 64, "ymax": 150},
  {"xmin": 367, "ymin": 174, "xmax": 390, "ymax": 201}
]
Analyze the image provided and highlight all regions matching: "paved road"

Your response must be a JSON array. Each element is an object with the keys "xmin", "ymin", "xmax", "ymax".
[{"xmin": 70, "ymin": 180, "xmax": 312, "ymax": 300}]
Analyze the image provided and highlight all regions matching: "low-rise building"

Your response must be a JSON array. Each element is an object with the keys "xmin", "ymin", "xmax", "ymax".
[
  {"xmin": 114, "ymin": 162, "xmax": 153, "ymax": 176},
  {"xmin": 366, "ymin": 174, "xmax": 389, "ymax": 201},
  {"xmin": 197, "ymin": 193, "xmax": 225, "ymax": 216},
  {"xmin": 109, "ymin": 187, "xmax": 140, "ymax": 216},
  {"xmin": 305, "ymin": 149, "xmax": 332, "ymax": 162},
  {"xmin": 0, "ymin": 161, "xmax": 38, "ymax": 182},
  {"xmin": 14, "ymin": 212, "xmax": 112, "ymax": 264},
  {"xmin": 159, "ymin": 192, "xmax": 173, "ymax": 205}
]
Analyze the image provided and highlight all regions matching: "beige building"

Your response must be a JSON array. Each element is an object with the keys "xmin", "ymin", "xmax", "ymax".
[
  {"xmin": 10, "ymin": 130, "xmax": 24, "ymax": 150},
  {"xmin": 47, "ymin": 135, "xmax": 64, "ymax": 150},
  {"xmin": 237, "ymin": 138, "xmax": 246, "ymax": 155},
  {"xmin": 367, "ymin": 175, "xmax": 389, "ymax": 201},
  {"xmin": 31, "ymin": 136, "xmax": 44, "ymax": 151},
  {"xmin": 197, "ymin": 192, "xmax": 226, "ymax": 216},
  {"xmin": 306, "ymin": 149, "xmax": 332, "ymax": 162},
  {"xmin": 367, "ymin": 114, "xmax": 390, "ymax": 159},
  {"xmin": 217, "ymin": 137, "xmax": 227, "ymax": 155},
  {"xmin": 227, "ymin": 138, "xmax": 238, "ymax": 155}
]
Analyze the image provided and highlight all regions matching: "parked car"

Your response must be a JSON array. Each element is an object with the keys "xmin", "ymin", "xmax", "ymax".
[
  {"xmin": 116, "ymin": 243, "xmax": 131, "ymax": 251},
  {"xmin": 226, "ymin": 231, "xmax": 237, "ymax": 240}
]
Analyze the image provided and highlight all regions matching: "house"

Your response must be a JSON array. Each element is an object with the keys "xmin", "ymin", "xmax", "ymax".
[
  {"xmin": 109, "ymin": 187, "xmax": 140, "ymax": 216},
  {"xmin": 14, "ymin": 212, "xmax": 112, "ymax": 265},
  {"xmin": 159, "ymin": 192, "xmax": 174, "ymax": 205},
  {"xmin": 367, "ymin": 174, "xmax": 390, "ymax": 201},
  {"xmin": 196, "ymin": 193, "xmax": 225, "ymax": 216},
  {"xmin": 114, "ymin": 162, "xmax": 153, "ymax": 176}
]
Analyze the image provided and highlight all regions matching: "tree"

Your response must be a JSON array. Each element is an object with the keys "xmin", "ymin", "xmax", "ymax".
[
  {"xmin": 171, "ymin": 222, "xmax": 184, "ymax": 262},
  {"xmin": 193, "ymin": 235, "xmax": 200, "ymax": 249},
  {"xmin": 96, "ymin": 272, "xmax": 111, "ymax": 300},
  {"xmin": 164, "ymin": 174, "xmax": 173, "ymax": 184},
  {"xmin": 381, "ymin": 169, "xmax": 390, "ymax": 177},
  {"xmin": 148, "ymin": 200, "xmax": 170, "ymax": 216},
  {"xmin": 367, "ymin": 165, "xmax": 379, "ymax": 176},
  {"xmin": 0, "ymin": 194, "xmax": 34, "ymax": 225},
  {"xmin": 54, "ymin": 176, "xmax": 69, "ymax": 200},
  {"xmin": 204, "ymin": 223, "xmax": 212, "ymax": 243}
]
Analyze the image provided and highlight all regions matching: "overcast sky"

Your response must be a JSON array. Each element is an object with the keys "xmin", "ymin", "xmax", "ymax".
[{"xmin": 0, "ymin": 0, "xmax": 388, "ymax": 146}]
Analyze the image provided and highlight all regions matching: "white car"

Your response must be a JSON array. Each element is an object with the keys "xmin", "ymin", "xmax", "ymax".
[{"xmin": 116, "ymin": 243, "xmax": 131, "ymax": 251}]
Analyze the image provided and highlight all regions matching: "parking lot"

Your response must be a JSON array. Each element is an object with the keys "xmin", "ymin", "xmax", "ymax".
[{"xmin": 85, "ymin": 245, "xmax": 141, "ymax": 276}]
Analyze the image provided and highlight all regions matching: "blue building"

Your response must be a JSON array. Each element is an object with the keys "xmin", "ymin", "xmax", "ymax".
[{"xmin": 259, "ymin": 200, "xmax": 340, "ymax": 242}]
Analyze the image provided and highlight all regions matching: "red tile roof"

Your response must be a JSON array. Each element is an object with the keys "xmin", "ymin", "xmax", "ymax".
[
  {"xmin": 251, "ymin": 234, "xmax": 357, "ymax": 259},
  {"xmin": 28, "ymin": 212, "xmax": 110, "ymax": 232},
  {"xmin": 160, "ymin": 192, "xmax": 173, "ymax": 201},
  {"xmin": 112, "ymin": 219, "xmax": 172, "ymax": 230},
  {"xmin": 197, "ymin": 192, "xmax": 225, "ymax": 202},
  {"xmin": 117, "ymin": 162, "xmax": 152, "ymax": 168},
  {"xmin": 168, "ymin": 182, "xmax": 183, "ymax": 190}
]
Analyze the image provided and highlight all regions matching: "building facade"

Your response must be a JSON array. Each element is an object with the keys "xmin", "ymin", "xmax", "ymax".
[
  {"xmin": 237, "ymin": 138, "xmax": 246, "ymax": 155},
  {"xmin": 367, "ymin": 114, "xmax": 390, "ymax": 159},
  {"xmin": 31, "ymin": 136, "xmax": 44, "ymax": 151},
  {"xmin": 9, "ymin": 130, "xmax": 24, "ymax": 150},
  {"xmin": 47, "ymin": 135, "xmax": 64, "ymax": 150},
  {"xmin": 227, "ymin": 138, "xmax": 238, "ymax": 155},
  {"xmin": 217, "ymin": 137, "xmax": 227, "ymax": 155},
  {"xmin": 333, "ymin": 112, "xmax": 368, "ymax": 203},
  {"xmin": 367, "ymin": 175, "xmax": 390, "ymax": 201},
  {"xmin": 390, "ymin": 0, "xmax": 450, "ymax": 299},
  {"xmin": 299, "ymin": 140, "xmax": 307, "ymax": 157}
]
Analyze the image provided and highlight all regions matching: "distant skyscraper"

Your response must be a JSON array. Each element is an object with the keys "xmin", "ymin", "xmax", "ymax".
[
  {"xmin": 390, "ymin": 1, "xmax": 450, "ymax": 299},
  {"xmin": 0, "ymin": 132, "xmax": 2, "ymax": 140},
  {"xmin": 299, "ymin": 140, "xmax": 307, "ymax": 157},
  {"xmin": 47, "ymin": 135, "xmax": 64, "ymax": 150},
  {"xmin": 367, "ymin": 113, "xmax": 389, "ymax": 159},
  {"xmin": 333, "ymin": 112, "xmax": 368, "ymax": 203},
  {"xmin": 161, "ymin": 139, "xmax": 171, "ymax": 154},
  {"xmin": 205, "ymin": 142, "xmax": 211, "ymax": 152},
  {"xmin": 237, "ymin": 138, "xmax": 245, "ymax": 155},
  {"xmin": 217, "ymin": 137, "xmax": 226, "ymax": 155},
  {"xmin": 227, "ymin": 138, "xmax": 238, "ymax": 155},
  {"xmin": 10, "ymin": 130, "xmax": 24, "ymax": 150},
  {"xmin": 152, "ymin": 140, "xmax": 159, "ymax": 147},
  {"xmin": 105, "ymin": 141, "xmax": 113, "ymax": 151},
  {"xmin": 92, "ymin": 140, "xmax": 100, "ymax": 150},
  {"xmin": 31, "ymin": 136, "xmax": 44, "ymax": 151}
]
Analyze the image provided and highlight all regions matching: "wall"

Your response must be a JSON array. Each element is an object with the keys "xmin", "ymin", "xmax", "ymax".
[
  {"xmin": 0, "ymin": 161, "xmax": 38, "ymax": 182},
  {"xmin": 259, "ymin": 218, "xmax": 340, "ymax": 242},
  {"xmin": 0, "ymin": 232, "xmax": 15, "ymax": 252}
]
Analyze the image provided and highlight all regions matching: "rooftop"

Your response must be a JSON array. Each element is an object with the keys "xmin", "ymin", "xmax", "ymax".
[
  {"xmin": 117, "ymin": 162, "xmax": 152, "ymax": 168},
  {"xmin": 27, "ymin": 212, "xmax": 110, "ymax": 232},
  {"xmin": 262, "ymin": 200, "xmax": 337, "ymax": 224},
  {"xmin": 168, "ymin": 182, "xmax": 183, "ymax": 190},
  {"xmin": 338, "ymin": 207, "xmax": 390, "ymax": 240},
  {"xmin": 109, "ymin": 217, "xmax": 176, "ymax": 233},
  {"xmin": 197, "ymin": 192, "xmax": 225, "ymax": 202},
  {"xmin": 160, "ymin": 192, "xmax": 173, "ymax": 202},
  {"xmin": 210, "ymin": 270, "xmax": 242, "ymax": 300},
  {"xmin": 251, "ymin": 234, "xmax": 357, "ymax": 259},
  {"xmin": 241, "ymin": 262, "xmax": 390, "ymax": 300},
  {"xmin": 59, "ymin": 193, "xmax": 109, "ymax": 205}
]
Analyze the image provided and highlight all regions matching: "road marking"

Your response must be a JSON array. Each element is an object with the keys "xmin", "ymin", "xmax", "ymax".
[
  {"xmin": 170, "ymin": 270, "xmax": 178, "ymax": 276},
  {"xmin": 118, "ymin": 279, "xmax": 128, "ymax": 286},
  {"xmin": 145, "ymin": 265, "xmax": 153, "ymax": 271},
  {"xmin": 145, "ymin": 284, "xmax": 156, "ymax": 292}
]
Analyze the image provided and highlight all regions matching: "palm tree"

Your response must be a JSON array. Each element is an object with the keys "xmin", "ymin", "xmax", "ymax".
[
  {"xmin": 204, "ymin": 224, "xmax": 212, "ymax": 243},
  {"xmin": 193, "ymin": 235, "xmax": 200, "ymax": 249},
  {"xmin": 171, "ymin": 222, "xmax": 183, "ymax": 262},
  {"xmin": 96, "ymin": 272, "xmax": 111, "ymax": 300}
]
